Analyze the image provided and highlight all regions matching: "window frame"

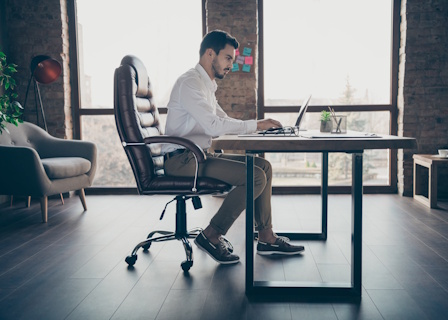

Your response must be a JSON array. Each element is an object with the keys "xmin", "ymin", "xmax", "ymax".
[
  {"xmin": 67, "ymin": 0, "xmax": 206, "ymax": 193},
  {"xmin": 258, "ymin": 0, "xmax": 401, "ymax": 194},
  {"xmin": 68, "ymin": 0, "xmax": 401, "ymax": 194}
]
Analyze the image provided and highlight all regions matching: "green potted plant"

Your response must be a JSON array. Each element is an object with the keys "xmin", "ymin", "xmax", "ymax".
[
  {"xmin": 0, "ymin": 50, "xmax": 23, "ymax": 134},
  {"xmin": 320, "ymin": 110, "xmax": 333, "ymax": 132}
]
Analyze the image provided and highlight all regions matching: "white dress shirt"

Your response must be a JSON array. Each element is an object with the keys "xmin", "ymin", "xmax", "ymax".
[{"xmin": 162, "ymin": 64, "xmax": 257, "ymax": 154}]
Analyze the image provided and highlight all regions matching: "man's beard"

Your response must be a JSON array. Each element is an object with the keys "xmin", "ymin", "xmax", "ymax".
[{"xmin": 212, "ymin": 59, "xmax": 226, "ymax": 79}]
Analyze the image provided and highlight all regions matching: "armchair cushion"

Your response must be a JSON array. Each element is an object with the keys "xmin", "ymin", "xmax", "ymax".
[{"xmin": 41, "ymin": 157, "xmax": 91, "ymax": 179}]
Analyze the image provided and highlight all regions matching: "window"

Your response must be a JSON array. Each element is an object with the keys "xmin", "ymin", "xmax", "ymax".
[
  {"xmin": 259, "ymin": 0, "xmax": 399, "ymax": 192},
  {"xmin": 70, "ymin": 0, "xmax": 203, "ymax": 187},
  {"xmin": 262, "ymin": 0, "xmax": 393, "ymax": 106}
]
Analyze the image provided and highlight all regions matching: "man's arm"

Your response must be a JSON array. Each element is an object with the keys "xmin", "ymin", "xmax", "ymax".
[
  {"xmin": 215, "ymin": 103, "xmax": 229, "ymax": 119},
  {"xmin": 180, "ymin": 79, "xmax": 257, "ymax": 135},
  {"xmin": 216, "ymin": 105, "xmax": 282, "ymax": 131}
]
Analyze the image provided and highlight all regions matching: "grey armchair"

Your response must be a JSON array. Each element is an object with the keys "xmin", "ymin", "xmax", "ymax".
[{"xmin": 0, "ymin": 121, "xmax": 97, "ymax": 222}]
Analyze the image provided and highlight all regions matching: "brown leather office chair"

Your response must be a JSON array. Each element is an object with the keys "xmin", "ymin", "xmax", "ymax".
[{"xmin": 114, "ymin": 55, "xmax": 230, "ymax": 271}]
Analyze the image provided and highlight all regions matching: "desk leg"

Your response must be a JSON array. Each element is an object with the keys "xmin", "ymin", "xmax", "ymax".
[
  {"xmin": 429, "ymin": 164, "xmax": 438, "ymax": 208},
  {"xmin": 245, "ymin": 152, "xmax": 362, "ymax": 297},
  {"xmin": 246, "ymin": 153, "xmax": 255, "ymax": 292},
  {"xmin": 278, "ymin": 152, "xmax": 328, "ymax": 241},
  {"xmin": 322, "ymin": 152, "xmax": 328, "ymax": 240},
  {"xmin": 352, "ymin": 153, "xmax": 363, "ymax": 295}
]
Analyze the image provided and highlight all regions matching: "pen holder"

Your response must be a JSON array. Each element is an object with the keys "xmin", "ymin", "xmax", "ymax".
[{"xmin": 331, "ymin": 115, "xmax": 347, "ymax": 134}]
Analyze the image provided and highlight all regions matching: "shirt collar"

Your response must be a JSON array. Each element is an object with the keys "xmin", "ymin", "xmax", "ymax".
[{"xmin": 195, "ymin": 63, "xmax": 218, "ymax": 93}]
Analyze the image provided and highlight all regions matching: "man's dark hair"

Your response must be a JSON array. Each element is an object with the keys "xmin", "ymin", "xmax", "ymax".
[{"xmin": 199, "ymin": 30, "xmax": 239, "ymax": 57}]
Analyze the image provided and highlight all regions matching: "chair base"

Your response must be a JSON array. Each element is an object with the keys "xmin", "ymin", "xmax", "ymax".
[
  {"xmin": 125, "ymin": 227, "xmax": 202, "ymax": 271},
  {"xmin": 125, "ymin": 195, "xmax": 202, "ymax": 271}
]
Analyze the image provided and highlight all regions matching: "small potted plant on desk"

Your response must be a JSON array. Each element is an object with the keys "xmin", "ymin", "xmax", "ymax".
[
  {"xmin": 320, "ymin": 110, "xmax": 333, "ymax": 132},
  {"xmin": 0, "ymin": 50, "xmax": 23, "ymax": 134}
]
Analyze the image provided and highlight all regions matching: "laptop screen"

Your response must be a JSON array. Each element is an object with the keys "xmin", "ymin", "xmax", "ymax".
[{"xmin": 294, "ymin": 94, "xmax": 312, "ymax": 129}]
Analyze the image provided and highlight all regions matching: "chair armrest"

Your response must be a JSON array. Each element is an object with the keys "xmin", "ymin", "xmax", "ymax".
[
  {"xmin": 35, "ymin": 137, "xmax": 97, "ymax": 178},
  {"xmin": 0, "ymin": 146, "xmax": 51, "ymax": 196},
  {"xmin": 142, "ymin": 136, "xmax": 206, "ymax": 162},
  {"xmin": 37, "ymin": 137, "xmax": 97, "ymax": 162},
  {"xmin": 124, "ymin": 136, "xmax": 205, "ymax": 193}
]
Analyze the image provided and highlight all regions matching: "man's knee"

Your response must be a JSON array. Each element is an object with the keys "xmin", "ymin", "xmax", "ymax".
[
  {"xmin": 254, "ymin": 166, "xmax": 267, "ymax": 195},
  {"xmin": 255, "ymin": 157, "xmax": 272, "ymax": 178}
]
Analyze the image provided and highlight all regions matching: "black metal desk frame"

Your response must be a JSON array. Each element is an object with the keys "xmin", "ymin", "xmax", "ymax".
[{"xmin": 246, "ymin": 150, "xmax": 363, "ymax": 297}]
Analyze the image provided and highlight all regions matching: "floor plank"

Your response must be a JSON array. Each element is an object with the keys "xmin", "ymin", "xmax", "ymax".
[{"xmin": 0, "ymin": 194, "xmax": 447, "ymax": 320}]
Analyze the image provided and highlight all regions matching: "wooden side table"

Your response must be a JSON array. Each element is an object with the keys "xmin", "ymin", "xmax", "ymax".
[{"xmin": 413, "ymin": 154, "xmax": 448, "ymax": 208}]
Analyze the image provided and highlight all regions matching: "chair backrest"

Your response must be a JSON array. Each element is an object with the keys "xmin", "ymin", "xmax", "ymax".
[
  {"xmin": 114, "ymin": 55, "xmax": 165, "ymax": 192},
  {"xmin": 0, "ymin": 122, "xmax": 49, "ymax": 153}
]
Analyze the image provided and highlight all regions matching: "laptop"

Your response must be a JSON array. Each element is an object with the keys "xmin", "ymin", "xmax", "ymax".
[{"xmin": 239, "ymin": 94, "xmax": 312, "ymax": 137}]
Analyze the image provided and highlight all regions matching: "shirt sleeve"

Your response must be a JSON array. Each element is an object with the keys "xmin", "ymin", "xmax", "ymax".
[
  {"xmin": 179, "ymin": 78, "xmax": 257, "ymax": 135},
  {"xmin": 215, "ymin": 103, "xmax": 228, "ymax": 118}
]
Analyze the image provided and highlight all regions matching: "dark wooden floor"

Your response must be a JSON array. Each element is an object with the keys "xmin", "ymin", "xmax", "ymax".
[{"xmin": 0, "ymin": 193, "xmax": 447, "ymax": 320}]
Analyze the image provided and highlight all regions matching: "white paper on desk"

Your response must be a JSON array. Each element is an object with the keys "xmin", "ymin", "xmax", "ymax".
[{"xmin": 299, "ymin": 130, "xmax": 380, "ymax": 138}]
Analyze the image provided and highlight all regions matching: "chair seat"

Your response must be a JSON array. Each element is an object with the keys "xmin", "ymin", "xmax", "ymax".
[
  {"xmin": 41, "ymin": 157, "xmax": 91, "ymax": 179},
  {"xmin": 141, "ymin": 176, "xmax": 230, "ymax": 195}
]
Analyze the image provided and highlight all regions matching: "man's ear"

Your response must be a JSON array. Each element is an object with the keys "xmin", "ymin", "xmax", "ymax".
[{"xmin": 206, "ymin": 48, "xmax": 215, "ymax": 58}]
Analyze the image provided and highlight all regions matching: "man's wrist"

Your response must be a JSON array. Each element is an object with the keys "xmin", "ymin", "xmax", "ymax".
[{"xmin": 247, "ymin": 119, "xmax": 257, "ymax": 133}]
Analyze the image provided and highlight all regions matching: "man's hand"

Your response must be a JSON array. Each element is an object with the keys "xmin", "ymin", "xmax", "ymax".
[{"xmin": 256, "ymin": 118, "xmax": 283, "ymax": 131}]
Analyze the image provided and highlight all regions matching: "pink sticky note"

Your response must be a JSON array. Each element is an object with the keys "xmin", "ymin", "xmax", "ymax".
[
  {"xmin": 245, "ymin": 56, "xmax": 253, "ymax": 65},
  {"xmin": 235, "ymin": 49, "xmax": 240, "ymax": 56}
]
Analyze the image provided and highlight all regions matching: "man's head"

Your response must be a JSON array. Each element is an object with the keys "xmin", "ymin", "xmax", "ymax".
[
  {"xmin": 199, "ymin": 30, "xmax": 239, "ymax": 80},
  {"xmin": 199, "ymin": 30, "xmax": 239, "ymax": 57}
]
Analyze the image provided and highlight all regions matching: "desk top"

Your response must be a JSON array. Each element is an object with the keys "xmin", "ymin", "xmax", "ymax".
[
  {"xmin": 212, "ymin": 134, "xmax": 417, "ymax": 153},
  {"xmin": 413, "ymin": 154, "xmax": 448, "ymax": 163}
]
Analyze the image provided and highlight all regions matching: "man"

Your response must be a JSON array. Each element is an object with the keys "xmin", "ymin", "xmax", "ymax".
[{"xmin": 162, "ymin": 30, "xmax": 304, "ymax": 264}]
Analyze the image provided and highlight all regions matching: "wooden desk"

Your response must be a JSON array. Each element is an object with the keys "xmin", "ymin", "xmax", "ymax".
[
  {"xmin": 212, "ymin": 133, "xmax": 416, "ymax": 298},
  {"xmin": 413, "ymin": 154, "xmax": 448, "ymax": 208}
]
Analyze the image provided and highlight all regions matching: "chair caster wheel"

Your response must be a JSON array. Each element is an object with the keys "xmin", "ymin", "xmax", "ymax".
[
  {"xmin": 125, "ymin": 255, "xmax": 137, "ymax": 266},
  {"xmin": 181, "ymin": 260, "xmax": 193, "ymax": 271},
  {"xmin": 142, "ymin": 242, "xmax": 152, "ymax": 251}
]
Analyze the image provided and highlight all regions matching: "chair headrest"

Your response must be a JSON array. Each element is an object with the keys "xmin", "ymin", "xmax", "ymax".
[{"xmin": 120, "ymin": 55, "xmax": 150, "ymax": 98}]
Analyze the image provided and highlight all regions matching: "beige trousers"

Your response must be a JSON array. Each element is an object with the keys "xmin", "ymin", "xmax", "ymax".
[{"xmin": 164, "ymin": 151, "xmax": 273, "ymax": 235}]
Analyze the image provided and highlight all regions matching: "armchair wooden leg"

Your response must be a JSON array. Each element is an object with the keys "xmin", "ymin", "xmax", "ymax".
[
  {"xmin": 60, "ymin": 193, "xmax": 64, "ymax": 205},
  {"xmin": 40, "ymin": 196, "xmax": 48, "ymax": 223},
  {"xmin": 79, "ymin": 188, "xmax": 87, "ymax": 211},
  {"xmin": 27, "ymin": 196, "xmax": 31, "ymax": 207}
]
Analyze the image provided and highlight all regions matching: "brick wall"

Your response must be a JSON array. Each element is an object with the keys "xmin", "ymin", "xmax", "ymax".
[
  {"xmin": 4, "ymin": 0, "xmax": 72, "ymax": 139},
  {"xmin": 205, "ymin": 0, "xmax": 258, "ymax": 121},
  {"xmin": 398, "ymin": 0, "xmax": 448, "ymax": 196},
  {"xmin": 1, "ymin": 0, "xmax": 448, "ymax": 201}
]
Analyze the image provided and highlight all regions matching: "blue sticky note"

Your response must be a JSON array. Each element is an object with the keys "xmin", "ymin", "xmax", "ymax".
[
  {"xmin": 232, "ymin": 63, "xmax": 239, "ymax": 72},
  {"xmin": 242, "ymin": 64, "xmax": 251, "ymax": 72},
  {"xmin": 243, "ymin": 47, "xmax": 252, "ymax": 56}
]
